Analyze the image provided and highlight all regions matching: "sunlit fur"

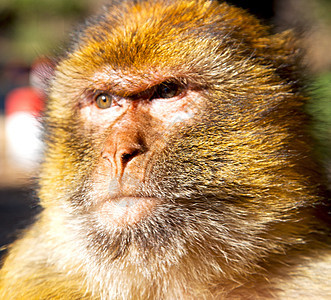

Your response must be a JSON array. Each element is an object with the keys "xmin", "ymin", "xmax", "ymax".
[{"xmin": 1, "ymin": 0, "xmax": 330, "ymax": 299}]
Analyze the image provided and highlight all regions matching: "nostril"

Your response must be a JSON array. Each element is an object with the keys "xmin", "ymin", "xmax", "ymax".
[{"xmin": 121, "ymin": 149, "xmax": 141, "ymax": 164}]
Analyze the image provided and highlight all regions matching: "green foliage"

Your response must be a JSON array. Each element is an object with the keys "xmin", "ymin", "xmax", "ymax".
[
  {"xmin": 316, "ymin": 0, "xmax": 331, "ymax": 22},
  {"xmin": 0, "ymin": 0, "xmax": 89, "ymax": 16},
  {"xmin": 307, "ymin": 72, "xmax": 331, "ymax": 161},
  {"xmin": 0, "ymin": 0, "xmax": 93, "ymax": 63}
]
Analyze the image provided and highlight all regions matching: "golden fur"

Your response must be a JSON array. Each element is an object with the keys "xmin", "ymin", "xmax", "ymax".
[{"xmin": 1, "ymin": 0, "xmax": 330, "ymax": 299}]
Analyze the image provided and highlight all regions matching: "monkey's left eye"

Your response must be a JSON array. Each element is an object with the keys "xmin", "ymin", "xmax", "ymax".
[
  {"xmin": 153, "ymin": 82, "xmax": 182, "ymax": 99},
  {"xmin": 95, "ymin": 93, "xmax": 113, "ymax": 109}
]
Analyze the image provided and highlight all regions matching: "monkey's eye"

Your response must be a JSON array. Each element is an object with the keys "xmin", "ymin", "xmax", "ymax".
[
  {"xmin": 95, "ymin": 93, "xmax": 112, "ymax": 109},
  {"xmin": 153, "ymin": 81, "xmax": 182, "ymax": 99}
]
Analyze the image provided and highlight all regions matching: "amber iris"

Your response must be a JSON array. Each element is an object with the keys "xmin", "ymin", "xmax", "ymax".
[{"xmin": 95, "ymin": 93, "xmax": 112, "ymax": 109}]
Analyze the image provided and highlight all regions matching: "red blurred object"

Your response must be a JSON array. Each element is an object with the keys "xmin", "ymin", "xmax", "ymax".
[
  {"xmin": 5, "ymin": 86, "xmax": 45, "ymax": 170},
  {"xmin": 5, "ymin": 87, "xmax": 44, "ymax": 117}
]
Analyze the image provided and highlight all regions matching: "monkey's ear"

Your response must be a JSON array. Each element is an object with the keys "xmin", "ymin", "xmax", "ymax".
[{"xmin": 30, "ymin": 57, "xmax": 57, "ymax": 96}]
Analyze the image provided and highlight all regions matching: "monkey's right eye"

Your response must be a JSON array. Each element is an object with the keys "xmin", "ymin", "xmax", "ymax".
[{"xmin": 95, "ymin": 93, "xmax": 113, "ymax": 109}]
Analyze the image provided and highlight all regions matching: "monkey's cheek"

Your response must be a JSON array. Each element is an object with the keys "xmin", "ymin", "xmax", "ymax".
[{"xmin": 96, "ymin": 197, "xmax": 159, "ymax": 227}]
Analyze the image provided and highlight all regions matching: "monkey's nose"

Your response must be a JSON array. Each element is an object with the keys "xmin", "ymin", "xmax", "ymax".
[
  {"xmin": 102, "ymin": 144, "xmax": 143, "ymax": 164},
  {"xmin": 101, "ymin": 134, "xmax": 147, "ymax": 178}
]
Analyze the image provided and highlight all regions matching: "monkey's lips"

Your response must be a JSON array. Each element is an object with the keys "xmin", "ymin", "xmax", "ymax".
[{"xmin": 97, "ymin": 197, "xmax": 159, "ymax": 227}]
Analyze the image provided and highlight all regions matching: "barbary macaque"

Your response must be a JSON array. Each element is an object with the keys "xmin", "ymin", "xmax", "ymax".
[{"xmin": 1, "ymin": 0, "xmax": 330, "ymax": 299}]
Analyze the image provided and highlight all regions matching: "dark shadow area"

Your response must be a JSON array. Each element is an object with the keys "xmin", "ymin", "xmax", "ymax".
[
  {"xmin": 225, "ymin": 0, "xmax": 275, "ymax": 21},
  {"xmin": 0, "ymin": 187, "xmax": 41, "ymax": 260}
]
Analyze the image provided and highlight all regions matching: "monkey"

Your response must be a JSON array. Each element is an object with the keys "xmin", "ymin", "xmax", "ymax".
[{"xmin": 1, "ymin": 0, "xmax": 330, "ymax": 299}]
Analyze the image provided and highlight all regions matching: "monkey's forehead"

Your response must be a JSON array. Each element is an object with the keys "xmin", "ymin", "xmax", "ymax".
[
  {"xmin": 65, "ymin": 0, "xmax": 268, "ymax": 70},
  {"xmin": 54, "ymin": 0, "xmax": 298, "ymax": 96}
]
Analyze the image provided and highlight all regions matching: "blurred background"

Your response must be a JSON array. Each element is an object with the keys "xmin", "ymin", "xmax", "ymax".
[{"xmin": 0, "ymin": 0, "xmax": 331, "ymax": 255}]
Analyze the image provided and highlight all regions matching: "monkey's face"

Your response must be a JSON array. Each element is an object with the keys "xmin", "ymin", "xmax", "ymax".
[
  {"xmin": 43, "ymin": 0, "xmax": 317, "ymax": 271},
  {"xmin": 76, "ymin": 76, "xmax": 203, "ymax": 227}
]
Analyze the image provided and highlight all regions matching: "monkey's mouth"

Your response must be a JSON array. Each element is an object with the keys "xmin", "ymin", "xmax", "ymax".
[{"xmin": 96, "ymin": 197, "xmax": 159, "ymax": 227}]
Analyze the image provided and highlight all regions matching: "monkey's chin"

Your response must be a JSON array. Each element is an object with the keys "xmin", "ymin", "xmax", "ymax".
[{"xmin": 97, "ymin": 197, "xmax": 159, "ymax": 227}]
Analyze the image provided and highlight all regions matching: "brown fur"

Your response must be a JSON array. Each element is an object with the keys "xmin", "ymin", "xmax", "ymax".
[{"xmin": 1, "ymin": 0, "xmax": 330, "ymax": 299}]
